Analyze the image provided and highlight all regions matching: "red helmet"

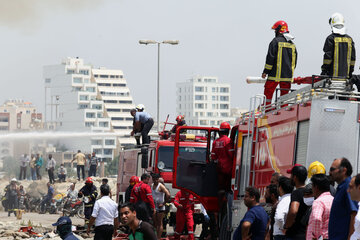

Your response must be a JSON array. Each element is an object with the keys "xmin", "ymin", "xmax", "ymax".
[
  {"xmin": 220, "ymin": 122, "xmax": 231, "ymax": 130},
  {"xmin": 271, "ymin": 20, "xmax": 289, "ymax": 33},
  {"xmin": 176, "ymin": 115, "xmax": 184, "ymax": 122},
  {"xmin": 129, "ymin": 176, "xmax": 139, "ymax": 185},
  {"xmin": 85, "ymin": 177, "xmax": 93, "ymax": 184}
]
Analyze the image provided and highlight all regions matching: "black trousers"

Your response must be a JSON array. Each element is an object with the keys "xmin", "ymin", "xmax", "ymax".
[
  {"xmin": 88, "ymin": 165, "xmax": 97, "ymax": 177},
  {"xmin": 19, "ymin": 166, "xmax": 27, "ymax": 180},
  {"xmin": 77, "ymin": 165, "xmax": 85, "ymax": 180},
  {"xmin": 48, "ymin": 169, "xmax": 55, "ymax": 184},
  {"xmin": 94, "ymin": 225, "xmax": 114, "ymax": 240},
  {"xmin": 142, "ymin": 118, "xmax": 154, "ymax": 144}
]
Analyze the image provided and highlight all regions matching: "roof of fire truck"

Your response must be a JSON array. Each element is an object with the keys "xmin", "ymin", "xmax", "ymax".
[
  {"xmin": 239, "ymin": 76, "xmax": 360, "ymax": 123},
  {"xmin": 150, "ymin": 133, "xmax": 208, "ymax": 148}
]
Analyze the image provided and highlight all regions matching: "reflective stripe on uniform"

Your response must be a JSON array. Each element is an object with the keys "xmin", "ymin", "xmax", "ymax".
[
  {"xmin": 273, "ymin": 42, "xmax": 296, "ymax": 82},
  {"xmin": 333, "ymin": 37, "xmax": 352, "ymax": 78},
  {"xmin": 351, "ymin": 60, "xmax": 356, "ymax": 66},
  {"xmin": 323, "ymin": 59, "xmax": 332, "ymax": 65},
  {"xmin": 265, "ymin": 64, "xmax": 273, "ymax": 70}
]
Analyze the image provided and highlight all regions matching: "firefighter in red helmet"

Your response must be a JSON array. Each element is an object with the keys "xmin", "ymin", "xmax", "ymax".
[
  {"xmin": 211, "ymin": 122, "xmax": 234, "ymax": 192},
  {"xmin": 174, "ymin": 189, "xmax": 195, "ymax": 240},
  {"xmin": 262, "ymin": 20, "xmax": 297, "ymax": 105},
  {"xmin": 171, "ymin": 115, "xmax": 187, "ymax": 134},
  {"xmin": 78, "ymin": 177, "xmax": 98, "ymax": 226},
  {"xmin": 125, "ymin": 176, "xmax": 140, "ymax": 203}
]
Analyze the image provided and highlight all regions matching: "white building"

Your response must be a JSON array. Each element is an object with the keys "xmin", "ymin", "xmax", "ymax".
[
  {"xmin": 43, "ymin": 57, "xmax": 116, "ymax": 161},
  {"xmin": 176, "ymin": 76, "xmax": 234, "ymax": 127},
  {"xmin": 92, "ymin": 68, "xmax": 135, "ymax": 146}
]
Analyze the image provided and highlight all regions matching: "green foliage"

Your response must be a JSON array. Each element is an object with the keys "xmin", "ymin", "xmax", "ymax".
[{"xmin": 105, "ymin": 155, "xmax": 119, "ymax": 176}]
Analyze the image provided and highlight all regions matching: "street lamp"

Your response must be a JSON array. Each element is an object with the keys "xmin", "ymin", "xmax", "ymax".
[{"xmin": 139, "ymin": 39, "xmax": 179, "ymax": 132}]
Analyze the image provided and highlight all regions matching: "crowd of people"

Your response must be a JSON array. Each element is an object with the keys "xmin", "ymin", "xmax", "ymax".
[
  {"xmin": 233, "ymin": 158, "xmax": 360, "ymax": 240},
  {"xmin": 17, "ymin": 150, "xmax": 99, "ymax": 184}
]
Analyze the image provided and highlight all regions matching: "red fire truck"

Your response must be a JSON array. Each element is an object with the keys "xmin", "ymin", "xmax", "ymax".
[{"xmin": 172, "ymin": 77, "xmax": 360, "ymax": 239}]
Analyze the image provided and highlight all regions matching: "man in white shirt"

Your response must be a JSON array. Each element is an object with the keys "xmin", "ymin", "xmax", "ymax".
[
  {"xmin": 274, "ymin": 176, "xmax": 294, "ymax": 240},
  {"xmin": 87, "ymin": 184, "xmax": 119, "ymax": 240},
  {"xmin": 46, "ymin": 154, "xmax": 56, "ymax": 184}
]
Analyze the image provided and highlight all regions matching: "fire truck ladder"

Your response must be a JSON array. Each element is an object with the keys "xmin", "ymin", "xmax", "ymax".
[{"xmin": 242, "ymin": 94, "xmax": 265, "ymax": 192}]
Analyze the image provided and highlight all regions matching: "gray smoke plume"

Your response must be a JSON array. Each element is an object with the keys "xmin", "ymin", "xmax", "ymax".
[{"xmin": 0, "ymin": 0, "xmax": 100, "ymax": 32}]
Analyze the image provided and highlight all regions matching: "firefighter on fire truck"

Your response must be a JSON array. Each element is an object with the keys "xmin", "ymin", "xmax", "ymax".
[
  {"xmin": 262, "ymin": 20, "xmax": 297, "ymax": 105},
  {"xmin": 321, "ymin": 13, "xmax": 355, "ymax": 80},
  {"xmin": 171, "ymin": 115, "xmax": 187, "ymax": 134},
  {"xmin": 211, "ymin": 122, "xmax": 235, "ymax": 193},
  {"xmin": 174, "ymin": 189, "xmax": 195, "ymax": 240}
]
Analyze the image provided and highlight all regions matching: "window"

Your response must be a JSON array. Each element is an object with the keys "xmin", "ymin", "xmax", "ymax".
[
  {"xmin": 67, "ymin": 69, "xmax": 75, "ymax": 74},
  {"xmin": 84, "ymin": 78, "xmax": 90, "ymax": 83},
  {"xmin": 107, "ymin": 109, "xmax": 121, "ymax": 112},
  {"xmin": 97, "ymin": 113, "xmax": 103, "ymax": 118},
  {"xmin": 79, "ymin": 104, "xmax": 88, "ymax": 109},
  {"xmin": 85, "ymin": 122, "xmax": 95, "ymax": 127},
  {"xmin": 86, "ymin": 87, "xmax": 96, "ymax": 92},
  {"xmin": 94, "ymin": 149, "xmax": 102, "ymax": 154},
  {"xmin": 104, "ymin": 100, "xmax": 117, "ymax": 103},
  {"xmin": 104, "ymin": 149, "xmax": 113, "ymax": 155},
  {"xmin": 113, "ymin": 83, "xmax": 126, "ymax": 87},
  {"xmin": 123, "ymin": 109, "xmax": 131, "ymax": 112},
  {"xmin": 195, "ymin": 86, "xmax": 204, "ymax": 92},
  {"xmin": 99, "ymin": 122, "xmax": 109, "ymax": 127},
  {"xmin": 221, "ymin": 113, "xmax": 229, "ymax": 117},
  {"xmin": 195, "ymin": 103, "xmax": 204, "ymax": 109},
  {"xmin": 98, "ymin": 83, "xmax": 111, "ymax": 87},
  {"xmin": 111, "ymin": 117, "xmax": 124, "ymax": 121},
  {"xmin": 92, "ymin": 104, "xmax": 102, "ymax": 110},
  {"xmin": 212, "ymin": 104, "xmax": 218, "ymax": 109},
  {"xmin": 179, "ymin": 96, "xmax": 181, "ymax": 101},
  {"xmin": 119, "ymin": 100, "xmax": 132, "ymax": 104},
  {"xmin": 79, "ymin": 69, "xmax": 89, "ymax": 75},
  {"xmin": 220, "ymin": 104, "xmax": 229, "ymax": 109},
  {"xmin": 210, "ymin": 120, "xmax": 215, "ymax": 125},
  {"xmin": 200, "ymin": 120, "xmax": 208, "ymax": 125},
  {"xmin": 73, "ymin": 87, "xmax": 82, "ymax": 91},
  {"xmin": 100, "ymin": 75, "xmax": 109, "ymax": 78},
  {"xmin": 86, "ymin": 112, "xmax": 95, "ymax": 118},
  {"xmin": 105, "ymin": 139, "xmax": 115, "ymax": 145},
  {"xmin": 0, "ymin": 116, "xmax": 8, "ymax": 122},
  {"xmin": 73, "ymin": 77, "xmax": 82, "ymax": 83},
  {"xmin": 200, "ymin": 112, "xmax": 204, "ymax": 116},
  {"xmin": 220, "ymin": 87, "xmax": 229, "ymax": 93},
  {"xmin": 212, "ymin": 87, "xmax": 217, "ymax": 93},
  {"xmin": 220, "ymin": 96, "xmax": 229, "ymax": 101},
  {"xmin": 79, "ymin": 95, "xmax": 88, "ymax": 100},
  {"xmin": 113, "ymin": 126, "xmax": 127, "ymax": 129},
  {"xmin": 26, "ymin": 110, "xmax": 30, "ymax": 114},
  {"xmin": 45, "ymin": 78, "xmax": 51, "ymax": 83},
  {"xmin": 91, "ymin": 139, "xmax": 102, "ymax": 145},
  {"xmin": 0, "ymin": 126, "xmax": 8, "ymax": 131},
  {"xmin": 212, "ymin": 96, "xmax": 217, "ymax": 101},
  {"xmin": 195, "ymin": 95, "xmax": 204, "ymax": 100},
  {"xmin": 207, "ymin": 112, "xmax": 213, "ymax": 117}
]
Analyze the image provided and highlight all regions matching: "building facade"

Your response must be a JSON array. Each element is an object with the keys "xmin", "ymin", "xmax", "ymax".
[
  {"xmin": 43, "ymin": 57, "xmax": 117, "ymax": 161},
  {"xmin": 176, "ymin": 76, "xmax": 233, "ymax": 127},
  {"xmin": 92, "ymin": 68, "xmax": 135, "ymax": 146}
]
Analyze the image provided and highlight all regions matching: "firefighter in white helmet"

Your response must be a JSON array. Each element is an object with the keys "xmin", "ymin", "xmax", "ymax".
[
  {"xmin": 321, "ymin": 13, "xmax": 356, "ymax": 80},
  {"xmin": 136, "ymin": 104, "xmax": 145, "ymax": 112}
]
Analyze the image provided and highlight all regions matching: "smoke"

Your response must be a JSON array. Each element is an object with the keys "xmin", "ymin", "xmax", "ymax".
[
  {"xmin": 0, "ymin": 131, "xmax": 121, "ymax": 140},
  {"xmin": 0, "ymin": 0, "xmax": 101, "ymax": 32}
]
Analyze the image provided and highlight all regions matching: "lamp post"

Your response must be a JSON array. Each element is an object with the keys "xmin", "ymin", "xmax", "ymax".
[{"xmin": 139, "ymin": 39, "xmax": 179, "ymax": 132}]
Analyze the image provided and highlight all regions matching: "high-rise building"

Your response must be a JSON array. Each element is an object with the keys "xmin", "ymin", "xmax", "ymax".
[
  {"xmin": 176, "ymin": 76, "xmax": 233, "ymax": 127},
  {"xmin": 43, "ymin": 57, "xmax": 117, "ymax": 161},
  {"xmin": 92, "ymin": 68, "xmax": 135, "ymax": 146}
]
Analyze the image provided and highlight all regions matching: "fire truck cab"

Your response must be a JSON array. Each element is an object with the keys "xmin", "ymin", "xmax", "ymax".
[{"xmin": 172, "ymin": 77, "xmax": 360, "ymax": 239}]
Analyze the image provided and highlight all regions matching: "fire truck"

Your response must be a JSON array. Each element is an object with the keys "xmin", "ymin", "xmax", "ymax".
[{"xmin": 171, "ymin": 76, "xmax": 360, "ymax": 239}]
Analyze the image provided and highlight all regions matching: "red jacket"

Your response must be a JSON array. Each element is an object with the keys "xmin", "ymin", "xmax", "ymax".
[
  {"xmin": 174, "ymin": 190, "xmax": 194, "ymax": 212},
  {"xmin": 211, "ymin": 135, "xmax": 234, "ymax": 175},
  {"xmin": 130, "ymin": 181, "xmax": 155, "ymax": 209}
]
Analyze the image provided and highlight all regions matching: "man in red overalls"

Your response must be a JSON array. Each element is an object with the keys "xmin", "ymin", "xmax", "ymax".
[
  {"xmin": 173, "ymin": 189, "xmax": 195, "ymax": 240},
  {"xmin": 211, "ymin": 122, "xmax": 234, "ymax": 193},
  {"xmin": 130, "ymin": 173, "xmax": 155, "ymax": 223}
]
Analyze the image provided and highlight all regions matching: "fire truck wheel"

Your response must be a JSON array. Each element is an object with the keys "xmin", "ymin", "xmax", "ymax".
[{"xmin": 219, "ymin": 213, "xmax": 231, "ymax": 240}]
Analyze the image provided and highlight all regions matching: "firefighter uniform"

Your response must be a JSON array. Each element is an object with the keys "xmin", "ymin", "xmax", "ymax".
[
  {"xmin": 78, "ymin": 184, "xmax": 98, "ymax": 224},
  {"xmin": 263, "ymin": 34, "xmax": 297, "ymax": 104},
  {"xmin": 130, "ymin": 181, "xmax": 155, "ymax": 222},
  {"xmin": 173, "ymin": 190, "xmax": 195, "ymax": 240},
  {"xmin": 211, "ymin": 134, "xmax": 234, "ymax": 191},
  {"xmin": 321, "ymin": 33, "xmax": 355, "ymax": 79}
]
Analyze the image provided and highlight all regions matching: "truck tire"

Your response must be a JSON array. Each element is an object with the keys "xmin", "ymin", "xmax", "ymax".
[{"xmin": 219, "ymin": 213, "xmax": 231, "ymax": 240}]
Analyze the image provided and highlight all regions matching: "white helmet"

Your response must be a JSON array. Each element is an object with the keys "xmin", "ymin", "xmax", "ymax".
[
  {"xmin": 136, "ymin": 104, "xmax": 145, "ymax": 111},
  {"xmin": 11, "ymin": 178, "xmax": 17, "ymax": 182},
  {"xmin": 329, "ymin": 13, "xmax": 346, "ymax": 35}
]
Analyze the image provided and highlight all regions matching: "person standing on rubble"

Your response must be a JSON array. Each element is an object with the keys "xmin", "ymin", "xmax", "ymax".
[
  {"xmin": 262, "ymin": 20, "xmax": 297, "ymax": 105},
  {"xmin": 35, "ymin": 153, "xmax": 43, "ymax": 180},
  {"xmin": 321, "ymin": 13, "xmax": 356, "ymax": 80},
  {"xmin": 46, "ymin": 154, "xmax": 56, "ymax": 184},
  {"xmin": 78, "ymin": 177, "xmax": 98, "ymax": 226},
  {"xmin": 72, "ymin": 150, "xmax": 86, "ymax": 181},
  {"xmin": 88, "ymin": 152, "xmax": 98, "ymax": 177},
  {"xmin": 19, "ymin": 154, "xmax": 29, "ymax": 180},
  {"xmin": 130, "ymin": 108, "xmax": 154, "ymax": 145},
  {"xmin": 5, "ymin": 178, "xmax": 18, "ymax": 217}
]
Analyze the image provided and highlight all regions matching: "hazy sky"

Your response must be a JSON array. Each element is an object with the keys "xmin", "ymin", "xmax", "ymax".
[{"xmin": 0, "ymin": 0, "xmax": 359, "ymax": 121}]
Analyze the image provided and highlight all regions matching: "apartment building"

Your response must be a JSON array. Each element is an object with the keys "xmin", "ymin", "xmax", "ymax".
[{"xmin": 176, "ymin": 76, "xmax": 233, "ymax": 127}]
